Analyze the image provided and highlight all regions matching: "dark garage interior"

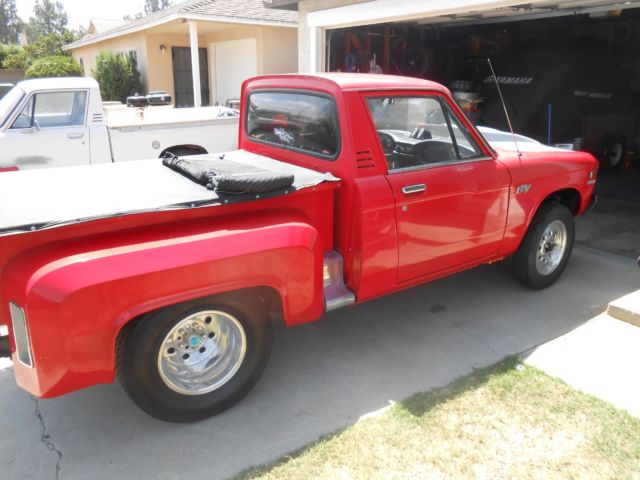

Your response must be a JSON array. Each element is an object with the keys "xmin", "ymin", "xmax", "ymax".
[{"xmin": 326, "ymin": 6, "xmax": 640, "ymax": 259}]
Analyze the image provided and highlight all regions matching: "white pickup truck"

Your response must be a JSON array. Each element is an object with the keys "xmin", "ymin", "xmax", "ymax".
[{"xmin": 0, "ymin": 77, "xmax": 240, "ymax": 171}]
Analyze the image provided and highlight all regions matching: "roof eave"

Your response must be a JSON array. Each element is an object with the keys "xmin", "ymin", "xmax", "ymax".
[
  {"xmin": 64, "ymin": 13, "xmax": 297, "ymax": 51},
  {"xmin": 182, "ymin": 13, "xmax": 297, "ymax": 28},
  {"xmin": 64, "ymin": 14, "xmax": 179, "ymax": 50}
]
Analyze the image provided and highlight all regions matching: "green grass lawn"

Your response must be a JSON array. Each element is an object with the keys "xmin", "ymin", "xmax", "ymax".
[{"xmin": 237, "ymin": 357, "xmax": 640, "ymax": 480}]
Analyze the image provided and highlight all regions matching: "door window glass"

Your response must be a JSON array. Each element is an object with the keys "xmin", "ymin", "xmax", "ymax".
[
  {"xmin": 366, "ymin": 96, "xmax": 484, "ymax": 171},
  {"xmin": 32, "ymin": 91, "xmax": 87, "ymax": 128},
  {"xmin": 246, "ymin": 91, "xmax": 339, "ymax": 159}
]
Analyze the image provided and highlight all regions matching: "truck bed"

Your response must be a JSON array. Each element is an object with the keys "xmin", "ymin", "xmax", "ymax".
[
  {"xmin": 103, "ymin": 105, "xmax": 239, "ymax": 129},
  {"xmin": 0, "ymin": 150, "xmax": 338, "ymax": 236}
]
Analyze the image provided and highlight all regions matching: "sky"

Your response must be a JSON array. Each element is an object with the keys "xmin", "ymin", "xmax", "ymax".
[{"xmin": 16, "ymin": 0, "xmax": 150, "ymax": 30}]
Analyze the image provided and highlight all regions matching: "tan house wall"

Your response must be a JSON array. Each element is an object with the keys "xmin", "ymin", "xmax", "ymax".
[
  {"xmin": 71, "ymin": 23, "xmax": 297, "ymax": 105},
  {"xmin": 262, "ymin": 26, "xmax": 298, "ymax": 75},
  {"xmin": 71, "ymin": 32, "xmax": 149, "ymax": 90},
  {"xmin": 145, "ymin": 33, "xmax": 196, "ymax": 100}
]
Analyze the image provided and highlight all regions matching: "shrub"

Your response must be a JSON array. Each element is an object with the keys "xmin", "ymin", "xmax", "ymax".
[
  {"xmin": 93, "ymin": 52, "xmax": 142, "ymax": 103},
  {"xmin": 0, "ymin": 44, "xmax": 22, "ymax": 68},
  {"xmin": 24, "ymin": 55, "xmax": 83, "ymax": 78}
]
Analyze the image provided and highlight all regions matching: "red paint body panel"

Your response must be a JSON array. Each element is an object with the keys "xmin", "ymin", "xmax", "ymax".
[
  {"xmin": 1, "ymin": 73, "xmax": 598, "ymax": 400},
  {"xmin": 6, "ymin": 213, "xmax": 323, "ymax": 397}
]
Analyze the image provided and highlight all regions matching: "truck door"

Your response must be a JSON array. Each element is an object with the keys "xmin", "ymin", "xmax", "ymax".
[
  {"xmin": 364, "ymin": 94, "xmax": 511, "ymax": 283},
  {"xmin": 1, "ymin": 90, "xmax": 90, "ymax": 170}
]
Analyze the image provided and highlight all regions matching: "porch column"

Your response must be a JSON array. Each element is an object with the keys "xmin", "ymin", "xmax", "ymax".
[
  {"xmin": 308, "ymin": 26, "xmax": 324, "ymax": 73},
  {"xmin": 188, "ymin": 21, "xmax": 202, "ymax": 107}
]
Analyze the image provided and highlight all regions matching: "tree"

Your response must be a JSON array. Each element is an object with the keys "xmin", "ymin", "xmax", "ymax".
[
  {"xmin": 26, "ymin": 0, "xmax": 68, "ymax": 41},
  {"xmin": 144, "ymin": 0, "xmax": 172, "ymax": 15},
  {"xmin": 93, "ymin": 52, "xmax": 142, "ymax": 103},
  {"xmin": 0, "ymin": 0, "xmax": 22, "ymax": 44},
  {"xmin": 2, "ymin": 32, "xmax": 74, "ymax": 69},
  {"xmin": 25, "ymin": 55, "xmax": 83, "ymax": 78}
]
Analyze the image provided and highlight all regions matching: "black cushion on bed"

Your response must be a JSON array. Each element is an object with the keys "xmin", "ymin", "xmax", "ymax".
[{"xmin": 162, "ymin": 154, "xmax": 295, "ymax": 194}]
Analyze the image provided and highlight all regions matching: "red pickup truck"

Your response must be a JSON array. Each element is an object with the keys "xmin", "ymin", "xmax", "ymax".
[{"xmin": 0, "ymin": 74, "xmax": 597, "ymax": 422}]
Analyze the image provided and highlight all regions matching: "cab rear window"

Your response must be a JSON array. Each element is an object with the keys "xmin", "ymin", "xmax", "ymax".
[{"xmin": 246, "ymin": 91, "xmax": 340, "ymax": 159}]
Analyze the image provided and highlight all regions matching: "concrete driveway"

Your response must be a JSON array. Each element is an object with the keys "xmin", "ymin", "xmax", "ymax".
[{"xmin": 1, "ymin": 246, "xmax": 638, "ymax": 480}]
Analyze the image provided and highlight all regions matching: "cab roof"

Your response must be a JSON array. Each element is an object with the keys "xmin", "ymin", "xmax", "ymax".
[
  {"xmin": 244, "ymin": 73, "xmax": 450, "ymax": 94},
  {"xmin": 16, "ymin": 77, "xmax": 99, "ymax": 94}
]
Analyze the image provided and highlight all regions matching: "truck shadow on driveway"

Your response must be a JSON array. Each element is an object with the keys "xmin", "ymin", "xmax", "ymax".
[{"xmin": 1, "ymin": 247, "xmax": 638, "ymax": 480}]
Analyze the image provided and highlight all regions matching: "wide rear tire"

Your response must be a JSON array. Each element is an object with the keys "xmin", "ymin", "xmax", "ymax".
[
  {"xmin": 512, "ymin": 203, "xmax": 575, "ymax": 289},
  {"xmin": 118, "ymin": 294, "xmax": 272, "ymax": 422}
]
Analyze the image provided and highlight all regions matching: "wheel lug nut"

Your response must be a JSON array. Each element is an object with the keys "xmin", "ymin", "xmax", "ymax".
[
  {"xmin": 182, "ymin": 353, "xmax": 189, "ymax": 360},
  {"xmin": 205, "ymin": 316, "xmax": 212, "ymax": 324},
  {"xmin": 167, "ymin": 347, "xmax": 175, "ymax": 354},
  {"xmin": 199, "ymin": 347, "xmax": 206, "ymax": 353},
  {"xmin": 208, "ymin": 332, "xmax": 215, "ymax": 339}
]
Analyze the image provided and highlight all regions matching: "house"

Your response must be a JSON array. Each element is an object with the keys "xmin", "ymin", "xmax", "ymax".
[{"xmin": 65, "ymin": 0, "xmax": 298, "ymax": 107}]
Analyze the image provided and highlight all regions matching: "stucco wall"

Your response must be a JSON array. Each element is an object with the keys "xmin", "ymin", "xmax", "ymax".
[
  {"xmin": 262, "ymin": 26, "xmax": 298, "ymax": 75},
  {"xmin": 0, "ymin": 69, "xmax": 24, "ymax": 84},
  {"xmin": 70, "ymin": 32, "xmax": 149, "ymax": 91},
  {"xmin": 145, "ymin": 33, "xmax": 197, "ymax": 101},
  {"xmin": 71, "ymin": 23, "xmax": 296, "ymax": 106}
]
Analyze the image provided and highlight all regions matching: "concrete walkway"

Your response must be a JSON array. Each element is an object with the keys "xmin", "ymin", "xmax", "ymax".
[
  {"xmin": 526, "ymin": 312, "xmax": 640, "ymax": 418},
  {"xmin": 1, "ymin": 246, "xmax": 639, "ymax": 480}
]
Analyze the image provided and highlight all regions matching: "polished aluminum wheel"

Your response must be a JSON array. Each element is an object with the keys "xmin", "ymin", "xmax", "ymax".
[
  {"xmin": 157, "ymin": 310, "xmax": 247, "ymax": 395},
  {"xmin": 535, "ymin": 220, "xmax": 568, "ymax": 276}
]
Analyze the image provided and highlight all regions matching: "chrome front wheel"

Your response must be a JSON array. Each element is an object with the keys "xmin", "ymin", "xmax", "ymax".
[
  {"xmin": 512, "ymin": 203, "xmax": 575, "ymax": 289},
  {"xmin": 535, "ymin": 220, "xmax": 568, "ymax": 276}
]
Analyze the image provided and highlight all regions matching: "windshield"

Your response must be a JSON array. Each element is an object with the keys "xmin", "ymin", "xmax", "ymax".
[{"xmin": 0, "ymin": 86, "xmax": 25, "ymax": 128}]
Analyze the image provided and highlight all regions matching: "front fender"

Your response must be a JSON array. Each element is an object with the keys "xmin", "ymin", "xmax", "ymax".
[{"xmin": 3, "ymin": 211, "xmax": 323, "ymax": 397}]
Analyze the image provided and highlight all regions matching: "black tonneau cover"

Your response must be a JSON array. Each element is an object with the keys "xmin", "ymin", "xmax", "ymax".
[{"xmin": 0, "ymin": 150, "xmax": 338, "ymax": 237}]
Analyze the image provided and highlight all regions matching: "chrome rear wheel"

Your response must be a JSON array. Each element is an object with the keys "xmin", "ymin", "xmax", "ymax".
[{"xmin": 158, "ymin": 310, "xmax": 247, "ymax": 396}]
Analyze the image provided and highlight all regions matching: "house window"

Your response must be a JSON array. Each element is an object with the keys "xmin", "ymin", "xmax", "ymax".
[{"xmin": 128, "ymin": 49, "xmax": 137, "ymax": 64}]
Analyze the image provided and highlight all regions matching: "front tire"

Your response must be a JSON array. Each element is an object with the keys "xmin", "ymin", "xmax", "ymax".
[
  {"xmin": 118, "ymin": 295, "xmax": 272, "ymax": 422},
  {"xmin": 512, "ymin": 203, "xmax": 575, "ymax": 289}
]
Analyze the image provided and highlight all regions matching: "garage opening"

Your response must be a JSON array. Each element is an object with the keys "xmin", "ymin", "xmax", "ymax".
[
  {"xmin": 324, "ymin": 6, "xmax": 640, "ymax": 259},
  {"xmin": 328, "ymin": 9, "xmax": 637, "ymax": 164}
]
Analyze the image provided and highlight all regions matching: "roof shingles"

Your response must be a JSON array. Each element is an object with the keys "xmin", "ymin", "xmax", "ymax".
[{"xmin": 66, "ymin": 0, "xmax": 298, "ymax": 50}]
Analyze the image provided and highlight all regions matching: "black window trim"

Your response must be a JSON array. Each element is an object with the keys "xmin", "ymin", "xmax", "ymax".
[
  {"xmin": 439, "ymin": 98, "xmax": 486, "ymax": 162},
  {"xmin": 10, "ymin": 94, "xmax": 35, "ymax": 130},
  {"xmin": 245, "ymin": 88, "xmax": 342, "ymax": 161}
]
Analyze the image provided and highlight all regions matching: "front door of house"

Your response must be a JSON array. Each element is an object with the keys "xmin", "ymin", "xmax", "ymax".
[{"xmin": 172, "ymin": 47, "xmax": 210, "ymax": 107}]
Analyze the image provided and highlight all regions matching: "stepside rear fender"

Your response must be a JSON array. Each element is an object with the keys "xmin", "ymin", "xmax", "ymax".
[{"xmin": 3, "ymin": 211, "xmax": 324, "ymax": 397}]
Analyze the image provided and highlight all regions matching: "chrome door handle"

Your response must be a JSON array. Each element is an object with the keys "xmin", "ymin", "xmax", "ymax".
[
  {"xmin": 67, "ymin": 133, "xmax": 84, "ymax": 139},
  {"xmin": 402, "ymin": 184, "xmax": 426, "ymax": 194}
]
